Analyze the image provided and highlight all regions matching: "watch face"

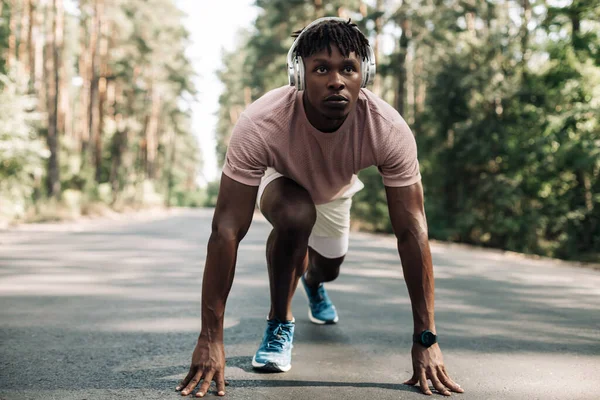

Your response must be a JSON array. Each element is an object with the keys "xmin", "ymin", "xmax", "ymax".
[{"xmin": 421, "ymin": 331, "xmax": 436, "ymax": 346}]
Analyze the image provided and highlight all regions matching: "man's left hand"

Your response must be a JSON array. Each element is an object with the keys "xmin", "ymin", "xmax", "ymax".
[{"xmin": 404, "ymin": 343, "xmax": 464, "ymax": 396}]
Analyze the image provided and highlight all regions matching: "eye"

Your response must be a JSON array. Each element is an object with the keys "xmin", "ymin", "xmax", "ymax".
[
  {"xmin": 343, "ymin": 65, "xmax": 357, "ymax": 73},
  {"xmin": 315, "ymin": 66, "xmax": 328, "ymax": 74}
]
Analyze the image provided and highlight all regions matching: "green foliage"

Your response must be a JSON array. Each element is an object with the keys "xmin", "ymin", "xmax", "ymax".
[
  {"xmin": 413, "ymin": 0, "xmax": 600, "ymax": 261},
  {"xmin": 202, "ymin": 180, "xmax": 220, "ymax": 208},
  {"xmin": 213, "ymin": 0, "xmax": 600, "ymax": 262},
  {"xmin": 0, "ymin": 71, "xmax": 47, "ymax": 219},
  {"xmin": 352, "ymin": 166, "xmax": 391, "ymax": 233},
  {"xmin": 0, "ymin": 1, "xmax": 9, "ymax": 75},
  {"xmin": 0, "ymin": 0, "xmax": 201, "ymax": 223}
]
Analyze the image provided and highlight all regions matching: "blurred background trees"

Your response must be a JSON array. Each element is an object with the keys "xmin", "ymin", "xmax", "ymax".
[
  {"xmin": 0, "ymin": 0, "xmax": 202, "ymax": 223},
  {"xmin": 214, "ymin": 0, "xmax": 600, "ymax": 262},
  {"xmin": 1, "ymin": 0, "xmax": 598, "ymax": 263}
]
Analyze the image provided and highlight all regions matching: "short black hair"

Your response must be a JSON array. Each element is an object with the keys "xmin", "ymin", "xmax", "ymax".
[{"xmin": 292, "ymin": 18, "xmax": 371, "ymax": 61}]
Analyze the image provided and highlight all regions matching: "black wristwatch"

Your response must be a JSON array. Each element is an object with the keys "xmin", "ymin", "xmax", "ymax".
[{"xmin": 413, "ymin": 330, "xmax": 437, "ymax": 348}]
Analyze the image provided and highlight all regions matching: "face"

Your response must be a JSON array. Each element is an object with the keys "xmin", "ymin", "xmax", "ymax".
[{"xmin": 302, "ymin": 45, "xmax": 362, "ymax": 132}]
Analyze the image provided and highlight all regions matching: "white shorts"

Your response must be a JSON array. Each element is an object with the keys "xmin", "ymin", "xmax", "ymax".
[{"xmin": 257, "ymin": 168, "xmax": 364, "ymax": 259}]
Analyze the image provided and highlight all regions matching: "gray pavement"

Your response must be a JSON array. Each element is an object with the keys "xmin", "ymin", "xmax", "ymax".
[{"xmin": 0, "ymin": 208, "xmax": 599, "ymax": 400}]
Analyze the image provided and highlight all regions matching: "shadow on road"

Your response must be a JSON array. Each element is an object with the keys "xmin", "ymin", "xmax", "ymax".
[{"xmin": 1, "ymin": 209, "xmax": 599, "ymax": 397}]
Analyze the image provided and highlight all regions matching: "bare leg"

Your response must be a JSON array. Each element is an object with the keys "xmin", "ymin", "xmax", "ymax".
[
  {"xmin": 261, "ymin": 178, "xmax": 316, "ymax": 322},
  {"xmin": 303, "ymin": 248, "xmax": 345, "ymax": 288}
]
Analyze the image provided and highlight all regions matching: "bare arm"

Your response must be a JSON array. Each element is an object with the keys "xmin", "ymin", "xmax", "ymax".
[
  {"xmin": 177, "ymin": 173, "xmax": 258, "ymax": 397},
  {"xmin": 385, "ymin": 181, "xmax": 435, "ymax": 334},
  {"xmin": 385, "ymin": 182, "xmax": 463, "ymax": 396},
  {"xmin": 201, "ymin": 173, "xmax": 258, "ymax": 341}
]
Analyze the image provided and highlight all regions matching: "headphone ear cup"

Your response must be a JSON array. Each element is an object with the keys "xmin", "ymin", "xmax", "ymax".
[
  {"xmin": 296, "ymin": 56, "xmax": 305, "ymax": 91},
  {"xmin": 361, "ymin": 58, "xmax": 369, "ymax": 88},
  {"xmin": 361, "ymin": 48, "xmax": 377, "ymax": 88},
  {"xmin": 367, "ymin": 46, "xmax": 377, "ymax": 87},
  {"xmin": 288, "ymin": 58, "xmax": 296, "ymax": 87}
]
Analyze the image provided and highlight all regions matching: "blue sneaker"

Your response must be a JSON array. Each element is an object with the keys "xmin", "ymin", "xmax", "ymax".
[
  {"xmin": 252, "ymin": 318, "xmax": 295, "ymax": 372},
  {"xmin": 301, "ymin": 274, "xmax": 339, "ymax": 324}
]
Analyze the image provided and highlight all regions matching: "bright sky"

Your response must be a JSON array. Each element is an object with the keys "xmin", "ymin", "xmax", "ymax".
[{"xmin": 177, "ymin": 0, "xmax": 259, "ymax": 185}]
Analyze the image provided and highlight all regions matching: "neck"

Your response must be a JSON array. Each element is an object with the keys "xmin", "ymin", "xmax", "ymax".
[{"xmin": 302, "ymin": 92, "xmax": 346, "ymax": 133}]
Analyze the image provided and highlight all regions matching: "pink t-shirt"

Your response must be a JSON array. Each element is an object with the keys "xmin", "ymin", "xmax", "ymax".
[{"xmin": 222, "ymin": 85, "xmax": 421, "ymax": 205}]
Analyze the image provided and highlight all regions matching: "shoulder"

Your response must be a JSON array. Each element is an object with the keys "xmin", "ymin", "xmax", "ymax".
[
  {"xmin": 356, "ymin": 89, "xmax": 411, "ymax": 135},
  {"xmin": 242, "ymin": 85, "xmax": 297, "ymax": 122}
]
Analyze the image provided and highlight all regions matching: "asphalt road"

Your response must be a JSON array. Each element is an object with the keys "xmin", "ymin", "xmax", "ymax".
[{"xmin": 1, "ymin": 208, "xmax": 599, "ymax": 400}]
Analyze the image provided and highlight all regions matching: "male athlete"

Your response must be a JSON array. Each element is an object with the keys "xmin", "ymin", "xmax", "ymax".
[{"xmin": 177, "ymin": 17, "xmax": 464, "ymax": 397}]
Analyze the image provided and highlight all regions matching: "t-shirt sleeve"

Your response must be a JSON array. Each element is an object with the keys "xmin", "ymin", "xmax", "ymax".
[
  {"xmin": 222, "ymin": 113, "xmax": 270, "ymax": 186},
  {"xmin": 377, "ymin": 119, "xmax": 422, "ymax": 187}
]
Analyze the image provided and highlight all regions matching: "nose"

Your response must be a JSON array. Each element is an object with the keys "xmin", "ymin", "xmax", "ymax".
[{"xmin": 327, "ymin": 72, "xmax": 345, "ymax": 90}]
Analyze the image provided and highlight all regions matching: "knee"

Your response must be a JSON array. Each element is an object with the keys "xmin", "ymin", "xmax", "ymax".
[
  {"xmin": 267, "ymin": 182, "xmax": 316, "ymax": 236},
  {"xmin": 271, "ymin": 201, "xmax": 316, "ymax": 236},
  {"xmin": 319, "ymin": 263, "xmax": 341, "ymax": 282},
  {"xmin": 310, "ymin": 251, "xmax": 344, "ymax": 282}
]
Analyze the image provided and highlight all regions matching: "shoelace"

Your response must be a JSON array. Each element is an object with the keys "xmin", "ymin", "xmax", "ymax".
[{"xmin": 265, "ymin": 322, "xmax": 292, "ymax": 350}]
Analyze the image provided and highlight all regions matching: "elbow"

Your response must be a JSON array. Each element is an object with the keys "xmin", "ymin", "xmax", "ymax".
[{"xmin": 395, "ymin": 214, "xmax": 428, "ymax": 245}]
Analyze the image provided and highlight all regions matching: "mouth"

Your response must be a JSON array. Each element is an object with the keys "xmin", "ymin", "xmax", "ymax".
[
  {"xmin": 324, "ymin": 94, "xmax": 349, "ymax": 108},
  {"xmin": 325, "ymin": 94, "xmax": 348, "ymax": 102}
]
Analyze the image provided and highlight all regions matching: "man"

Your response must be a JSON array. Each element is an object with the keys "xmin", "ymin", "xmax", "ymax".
[{"xmin": 176, "ymin": 17, "xmax": 464, "ymax": 398}]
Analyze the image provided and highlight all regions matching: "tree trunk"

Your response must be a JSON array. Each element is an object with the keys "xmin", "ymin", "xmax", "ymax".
[
  {"xmin": 145, "ymin": 84, "xmax": 161, "ymax": 180},
  {"xmin": 371, "ymin": 0, "xmax": 384, "ymax": 96},
  {"xmin": 95, "ymin": 3, "xmax": 109, "ymax": 183},
  {"xmin": 414, "ymin": 47, "xmax": 425, "ymax": 115},
  {"xmin": 7, "ymin": 0, "xmax": 17, "ymax": 70},
  {"xmin": 165, "ymin": 129, "xmax": 176, "ymax": 208},
  {"xmin": 33, "ymin": 0, "xmax": 45, "ymax": 97},
  {"xmin": 571, "ymin": 14, "xmax": 580, "ymax": 35},
  {"xmin": 45, "ymin": 0, "xmax": 61, "ymax": 198},
  {"xmin": 27, "ymin": 0, "xmax": 35, "ymax": 90},
  {"xmin": 576, "ymin": 170, "xmax": 594, "ymax": 250},
  {"xmin": 571, "ymin": 9, "xmax": 580, "ymax": 49},
  {"xmin": 87, "ymin": 0, "xmax": 101, "ymax": 176},
  {"xmin": 110, "ymin": 83, "xmax": 133, "ymax": 201},
  {"xmin": 78, "ymin": 21, "xmax": 90, "ymax": 157},
  {"xmin": 109, "ymin": 116, "xmax": 127, "ymax": 203},
  {"xmin": 18, "ymin": 0, "xmax": 31, "ymax": 80},
  {"xmin": 395, "ymin": 18, "xmax": 411, "ymax": 116},
  {"xmin": 406, "ymin": 42, "xmax": 415, "ymax": 124},
  {"xmin": 519, "ymin": 0, "xmax": 530, "ymax": 76},
  {"xmin": 58, "ymin": 60, "xmax": 70, "ymax": 138},
  {"xmin": 55, "ymin": 0, "xmax": 67, "ymax": 138},
  {"xmin": 122, "ymin": 85, "xmax": 135, "ymax": 188}
]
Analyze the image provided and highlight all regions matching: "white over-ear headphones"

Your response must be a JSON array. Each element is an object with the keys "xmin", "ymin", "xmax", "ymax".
[{"xmin": 287, "ymin": 17, "xmax": 376, "ymax": 91}]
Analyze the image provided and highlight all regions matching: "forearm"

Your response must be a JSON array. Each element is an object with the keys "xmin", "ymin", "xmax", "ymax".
[
  {"xmin": 397, "ymin": 227, "xmax": 435, "ymax": 334},
  {"xmin": 200, "ymin": 231, "xmax": 240, "ymax": 342}
]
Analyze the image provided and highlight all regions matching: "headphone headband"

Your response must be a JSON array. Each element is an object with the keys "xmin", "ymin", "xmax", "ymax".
[{"xmin": 287, "ymin": 17, "xmax": 376, "ymax": 91}]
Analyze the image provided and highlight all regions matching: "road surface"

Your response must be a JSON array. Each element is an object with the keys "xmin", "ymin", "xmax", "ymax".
[{"xmin": 1, "ymin": 208, "xmax": 599, "ymax": 399}]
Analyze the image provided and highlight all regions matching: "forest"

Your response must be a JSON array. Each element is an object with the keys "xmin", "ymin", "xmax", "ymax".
[
  {"xmin": 0, "ymin": 0, "xmax": 201, "ymax": 224},
  {"xmin": 214, "ymin": 0, "xmax": 599, "ymax": 262},
  {"xmin": 1, "ymin": 0, "xmax": 599, "ymax": 262}
]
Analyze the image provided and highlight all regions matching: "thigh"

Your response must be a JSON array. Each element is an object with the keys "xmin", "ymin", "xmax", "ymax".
[
  {"xmin": 309, "ymin": 247, "xmax": 345, "ymax": 270},
  {"xmin": 308, "ymin": 196, "xmax": 353, "ymax": 258},
  {"xmin": 312, "ymin": 196, "xmax": 353, "ymax": 237}
]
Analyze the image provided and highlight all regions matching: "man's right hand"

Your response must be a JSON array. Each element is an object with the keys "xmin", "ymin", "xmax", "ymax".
[{"xmin": 176, "ymin": 336, "xmax": 226, "ymax": 397}]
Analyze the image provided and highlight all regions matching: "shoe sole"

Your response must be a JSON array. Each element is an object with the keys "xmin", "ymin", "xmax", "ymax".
[
  {"xmin": 251, "ymin": 356, "xmax": 291, "ymax": 372},
  {"xmin": 308, "ymin": 308, "xmax": 339, "ymax": 325}
]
